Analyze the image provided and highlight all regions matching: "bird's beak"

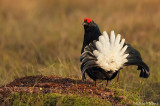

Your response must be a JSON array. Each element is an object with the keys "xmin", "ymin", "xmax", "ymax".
[{"xmin": 83, "ymin": 22, "xmax": 88, "ymax": 26}]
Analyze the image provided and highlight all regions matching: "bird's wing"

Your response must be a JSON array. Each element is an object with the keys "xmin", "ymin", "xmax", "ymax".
[
  {"xmin": 80, "ymin": 41, "xmax": 99, "ymax": 81},
  {"xmin": 124, "ymin": 43, "xmax": 150, "ymax": 78}
]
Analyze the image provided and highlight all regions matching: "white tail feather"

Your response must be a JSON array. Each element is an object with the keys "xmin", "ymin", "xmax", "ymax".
[
  {"xmin": 115, "ymin": 34, "xmax": 121, "ymax": 45},
  {"xmin": 93, "ymin": 30, "xmax": 129, "ymax": 72},
  {"xmin": 110, "ymin": 31, "xmax": 115, "ymax": 46}
]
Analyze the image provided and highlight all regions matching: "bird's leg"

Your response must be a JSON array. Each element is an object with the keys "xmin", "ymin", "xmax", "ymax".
[
  {"xmin": 117, "ymin": 71, "xmax": 120, "ymax": 82},
  {"xmin": 106, "ymin": 80, "xmax": 109, "ymax": 87},
  {"xmin": 82, "ymin": 72, "xmax": 86, "ymax": 81},
  {"xmin": 94, "ymin": 80, "xmax": 96, "ymax": 87}
]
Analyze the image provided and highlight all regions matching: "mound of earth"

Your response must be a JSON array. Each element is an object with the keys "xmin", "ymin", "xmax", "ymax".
[{"xmin": 0, "ymin": 75, "xmax": 128, "ymax": 104}]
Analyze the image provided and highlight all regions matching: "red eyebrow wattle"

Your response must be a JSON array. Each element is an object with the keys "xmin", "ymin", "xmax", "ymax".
[{"xmin": 84, "ymin": 18, "xmax": 92, "ymax": 23}]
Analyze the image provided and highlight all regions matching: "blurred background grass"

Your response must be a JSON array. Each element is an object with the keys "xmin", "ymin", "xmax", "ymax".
[{"xmin": 0, "ymin": 0, "xmax": 160, "ymax": 103}]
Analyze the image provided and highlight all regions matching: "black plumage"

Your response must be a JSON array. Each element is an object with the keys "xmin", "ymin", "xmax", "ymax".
[
  {"xmin": 80, "ymin": 18, "xmax": 150, "ymax": 86},
  {"xmin": 124, "ymin": 44, "xmax": 150, "ymax": 78},
  {"xmin": 81, "ymin": 19, "xmax": 101, "ymax": 53}
]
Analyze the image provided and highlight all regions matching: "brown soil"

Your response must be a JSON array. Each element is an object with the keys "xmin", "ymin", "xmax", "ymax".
[{"xmin": 0, "ymin": 75, "xmax": 123, "ymax": 104}]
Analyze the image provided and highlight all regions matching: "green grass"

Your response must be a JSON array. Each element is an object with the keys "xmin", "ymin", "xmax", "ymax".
[
  {"xmin": 0, "ymin": 0, "xmax": 160, "ymax": 104},
  {"xmin": 1, "ymin": 87, "xmax": 144, "ymax": 106},
  {"xmin": 2, "ymin": 93, "xmax": 112, "ymax": 106}
]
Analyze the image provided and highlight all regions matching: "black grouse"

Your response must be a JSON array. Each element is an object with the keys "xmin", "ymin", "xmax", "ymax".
[{"xmin": 80, "ymin": 18, "xmax": 150, "ymax": 86}]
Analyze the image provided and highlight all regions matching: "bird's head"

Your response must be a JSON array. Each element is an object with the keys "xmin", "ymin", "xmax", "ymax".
[
  {"xmin": 81, "ymin": 18, "xmax": 101, "ymax": 53},
  {"xmin": 83, "ymin": 18, "xmax": 97, "ymax": 31}
]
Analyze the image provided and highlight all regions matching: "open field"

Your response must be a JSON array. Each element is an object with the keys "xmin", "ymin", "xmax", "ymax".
[{"xmin": 0, "ymin": 0, "xmax": 160, "ymax": 104}]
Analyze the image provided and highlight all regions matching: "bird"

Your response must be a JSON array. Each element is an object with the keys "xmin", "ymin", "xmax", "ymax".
[{"xmin": 80, "ymin": 18, "xmax": 150, "ymax": 86}]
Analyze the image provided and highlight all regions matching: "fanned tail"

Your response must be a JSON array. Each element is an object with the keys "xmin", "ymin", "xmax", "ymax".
[
  {"xmin": 80, "ymin": 30, "xmax": 130, "ymax": 80},
  {"xmin": 93, "ymin": 31, "xmax": 129, "ymax": 71}
]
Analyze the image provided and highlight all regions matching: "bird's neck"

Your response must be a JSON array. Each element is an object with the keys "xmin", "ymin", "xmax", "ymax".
[{"xmin": 81, "ymin": 28, "xmax": 101, "ymax": 53}]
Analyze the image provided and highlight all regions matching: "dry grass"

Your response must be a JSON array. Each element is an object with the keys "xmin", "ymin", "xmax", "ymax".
[{"xmin": 0, "ymin": 0, "xmax": 160, "ymax": 103}]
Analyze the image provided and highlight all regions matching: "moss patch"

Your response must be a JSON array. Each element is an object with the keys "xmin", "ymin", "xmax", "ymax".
[
  {"xmin": 2, "ymin": 93, "xmax": 112, "ymax": 106},
  {"xmin": 113, "ymin": 88, "xmax": 142, "ymax": 105}
]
